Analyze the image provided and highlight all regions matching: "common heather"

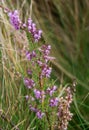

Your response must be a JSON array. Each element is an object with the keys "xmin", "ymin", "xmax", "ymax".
[{"xmin": 0, "ymin": 7, "xmax": 76, "ymax": 130}]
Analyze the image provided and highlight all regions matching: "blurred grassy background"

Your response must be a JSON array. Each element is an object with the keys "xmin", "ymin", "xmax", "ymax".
[{"xmin": 0, "ymin": 0, "xmax": 89, "ymax": 129}]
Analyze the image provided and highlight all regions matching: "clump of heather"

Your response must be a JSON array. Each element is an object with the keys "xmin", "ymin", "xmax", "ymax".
[{"xmin": 3, "ymin": 8, "xmax": 76, "ymax": 130}]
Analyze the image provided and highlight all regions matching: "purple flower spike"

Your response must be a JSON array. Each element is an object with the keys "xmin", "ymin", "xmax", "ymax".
[
  {"xmin": 26, "ymin": 51, "xmax": 36, "ymax": 60},
  {"xmin": 49, "ymin": 97, "xmax": 59, "ymax": 107},
  {"xmin": 47, "ymin": 85, "xmax": 57, "ymax": 96},
  {"xmin": 34, "ymin": 89, "xmax": 41, "ymax": 99},
  {"xmin": 36, "ymin": 110, "xmax": 45, "ymax": 119},
  {"xmin": 34, "ymin": 30, "xmax": 42, "ymax": 43},
  {"xmin": 40, "ymin": 45, "xmax": 51, "ymax": 55},
  {"xmin": 52, "ymin": 85, "xmax": 57, "ymax": 91},
  {"xmin": 26, "ymin": 51, "xmax": 32, "ymax": 60},
  {"xmin": 24, "ymin": 78, "xmax": 35, "ymax": 89},
  {"xmin": 41, "ymin": 64, "xmax": 52, "ymax": 78},
  {"xmin": 34, "ymin": 89, "xmax": 45, "ymax": 99},
  {"xmin": 27, "ymin": 18, "xmax": 42, "ymax": 42},
  {"xmin": 8, "ymin": 10, "xmax": 21, "ymax": 30}
]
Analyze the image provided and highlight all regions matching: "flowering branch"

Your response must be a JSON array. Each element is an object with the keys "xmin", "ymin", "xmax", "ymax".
[{"xmin": 1, "ymin": 6, "xmax": 76, "ymax": 130}]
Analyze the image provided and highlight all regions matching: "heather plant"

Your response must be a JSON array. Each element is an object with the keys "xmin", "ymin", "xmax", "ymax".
[{"xmin": 0, "ymin": 6, "xmax": 76, "ymax": 130}]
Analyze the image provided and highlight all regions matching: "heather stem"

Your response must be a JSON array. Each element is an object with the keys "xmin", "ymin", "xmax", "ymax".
[
  {"xmin": 45, "ymin": 112, "xmax": 51, "ymax": 130},
  {"xmin": 39, "ymin": 72, "xmax": 44, "ymax": 109}
]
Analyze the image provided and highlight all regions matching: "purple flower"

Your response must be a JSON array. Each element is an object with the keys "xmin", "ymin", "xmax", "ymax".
[
  {"xmin": 37, "ymin": 60, "xmax": 43, "ymax": 66},
  {"xmin": 34, "ymin": 30, "xmax": 42, "ymax": 43},
  {"xmin": 49, "ymin": 97, "xmax": 59, "ymax": 107},
  {"xmin": 32, "ymin": 23, "xmax": 36, "ymax": 33},
  {"xmin": 41, "ymin": 64, "xmax": 52, "ymax": 78},
  {"xmin": 46, "ymin": 85, "xmax": 57, "ymax": 96},
  {"xmin": 29, "ymin": 105, "xmax": 37, "ymax": 112},
  {"xmin": 29, "ymin": 106, "xmax": 45, "ymax": 119},
  {"xmin": 22, "ymin": 23, "xmax": 27, "ymax": 28},
  {"xmin": 34, "ymin": 89, "xmax": 42, "ymax": 99},
  {"xmin": 31, "ymin": 51, "xmax": 36, "ymax": 57},
  {"xmin": 24, "ymin": 78, "xmax": 35, "ymax": 89},
  {"xmin": 26, "ymin": 51, "xmax": 36, "ymax": 60},
  {"xmin": 39, "ymin": 45, "xmax": 51, "ymax": 55},
  {"xmin": 26, "ymin": 51, "xmax": 32, "ymax": 60},
  {"xmin": 38, "ymin": 30, "xmax": 42, "ymax": 36},
  {"xmin": 27, "ymin": 18, "xmax": 33, "ymax": 32},
  {"xmin": 27, "ymin": 69, "xmax": 32, "ymax": 75},
  {"xmin": 36, "ymin": 110, "xmax": 45, "ymax": 119},
  {"xmin": 34, "ymin": 89, "xmax": 45, "ymax": 99},
  {"xmin": 27, "ymin": 18, "xmax": 42, "ymax": 42},
  {"xmin": 8, "ymin": 10, "xmax": 21, "ymax": 30}
]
